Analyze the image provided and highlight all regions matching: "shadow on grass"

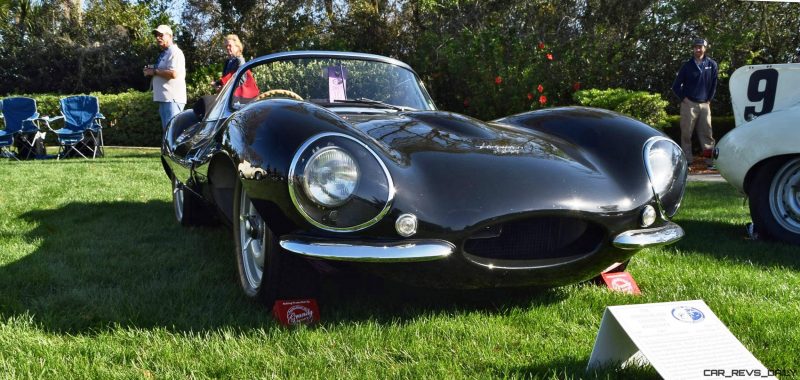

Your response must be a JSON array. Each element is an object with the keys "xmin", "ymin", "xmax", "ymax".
[
  {"xmin": 3, "ymin": 200, "xmax": 564, "ymax": 334},
  {"xmin": 499, "ymin": 357, "xmax": 659, "ymax": 380},
  {"xmin": 674, "ymin": 218, "xmax": 800, "ymax": 269},
  {"xmin": 18, "ymin": 149, "xmax": 159, "ymax": 163},
  {"xmin": 103, "ymin": 152, "xmax": 162, "ymax": 159},
  {"xmin": 315, "ymin": 271, "xmax": 563, "ymax": 323},
  {"xmin": 675, "ymin": 181, "xmax": 800, "ymax": 268},
  {"xmin": 23, "ymin": 155, "xmax": 159, "ymax": 165}
]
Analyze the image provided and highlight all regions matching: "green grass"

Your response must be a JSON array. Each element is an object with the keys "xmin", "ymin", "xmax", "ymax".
[{"xmin": 1, "ymin": 149, "xmax": 798, "ymax": 379}]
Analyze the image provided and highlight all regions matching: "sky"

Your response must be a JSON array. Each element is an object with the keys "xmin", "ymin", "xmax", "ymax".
[{"xmin": 168, "ymin": 0, "xmax": 186, "ymax": 23}]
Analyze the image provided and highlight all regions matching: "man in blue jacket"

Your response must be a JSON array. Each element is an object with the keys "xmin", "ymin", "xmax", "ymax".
[{"xmin": 672, "ymin": 38, "xmax": 718, "ymax": 166}]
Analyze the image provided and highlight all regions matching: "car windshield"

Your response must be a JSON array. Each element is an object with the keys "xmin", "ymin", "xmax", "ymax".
[{"xmin": 229, "ymin": 56, "xmax": 436, "ymax": 111}]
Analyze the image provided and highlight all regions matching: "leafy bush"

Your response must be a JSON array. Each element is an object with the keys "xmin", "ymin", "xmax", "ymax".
[
  {"xmin": 23, "ymin": 91, "xmax": 162, "ymax": 147},
  {"xmin": 13, "ymin": 86, "xmax": 672, "ymax": 148},
  {"xmin": 411, "ymin": 30, "xmax": 581, "ymax": 121},
  {"xmin": 573, "ymin": 88, "xmax": 669, "ymax": 129},
  {"xmin": 187, "ymin": 63, "xmax": 223, "ymax": 105}
]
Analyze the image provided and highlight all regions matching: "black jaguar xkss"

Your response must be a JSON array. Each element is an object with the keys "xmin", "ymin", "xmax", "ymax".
[{"xmin": 162, "ymin": 51, "xmax": 688, "ymax": 305}]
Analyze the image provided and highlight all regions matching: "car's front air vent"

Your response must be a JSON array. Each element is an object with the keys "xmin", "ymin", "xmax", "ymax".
[{"xmin": 463, "ymin": 217, "xmax": 604, "ymax": 261}]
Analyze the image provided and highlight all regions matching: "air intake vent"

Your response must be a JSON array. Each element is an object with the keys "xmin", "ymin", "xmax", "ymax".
[{"xmin": 463, "ymin": 217, "xmax": 604, "ymax": 260}]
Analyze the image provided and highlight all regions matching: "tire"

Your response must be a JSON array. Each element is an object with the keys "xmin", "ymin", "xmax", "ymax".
[
  {"xmin": 172, "ymin": 176, "xmax": 213, "ymax": 226},
  {"xmin": 232, "ymin": 179, "xmax": 319, "ymax": 306},
  {"xmin": 748, "ymin": 157, "xmax": 800, "ymax": 245}
]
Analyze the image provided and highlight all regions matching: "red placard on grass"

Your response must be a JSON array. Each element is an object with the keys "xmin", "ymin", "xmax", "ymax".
[
  {"xmin": 601, "ymin": 272, "xmax": 641, "ymax": 295},
  {"xmin": 273, "ymin": 299, "xmax": 320, "ymax": 326}
]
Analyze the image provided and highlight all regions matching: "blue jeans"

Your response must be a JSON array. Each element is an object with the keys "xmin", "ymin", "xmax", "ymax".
[{"xmin": 158, "ymin": 101, "xmax": 186, "ymax": 130}]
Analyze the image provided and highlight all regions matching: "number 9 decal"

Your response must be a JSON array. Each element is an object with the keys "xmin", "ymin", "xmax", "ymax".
[{"xmin": 744, "ymin": 69, "xmax": 778, "ymax": 120}]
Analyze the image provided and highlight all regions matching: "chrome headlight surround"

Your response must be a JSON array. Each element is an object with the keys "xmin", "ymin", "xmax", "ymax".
[
  {"xmin": 643, "ymin": 136, "xmax": 688, "ymax": 218},
  {"xmin": 289, "ymin": 133, "xmax": 395, "ymax": 232}
]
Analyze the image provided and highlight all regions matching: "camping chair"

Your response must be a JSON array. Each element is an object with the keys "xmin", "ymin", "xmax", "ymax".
[
  {"xmin": 0, "ymin": 97, "xmax": 46, "ymax": 160},
  {"xmin": 42, "ymin": 95, "xmax": 106, "ymax": 159}
]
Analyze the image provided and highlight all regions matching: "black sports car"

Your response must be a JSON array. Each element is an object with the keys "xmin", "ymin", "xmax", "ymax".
[{"xmin": 162, "ymin": 51, "xmax": 687, "ymax": 304}]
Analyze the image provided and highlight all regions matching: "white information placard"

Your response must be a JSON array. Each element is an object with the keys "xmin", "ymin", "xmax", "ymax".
[{"xmin": 587, "ymin": 300, "xmax": 775, "ymax": 380}]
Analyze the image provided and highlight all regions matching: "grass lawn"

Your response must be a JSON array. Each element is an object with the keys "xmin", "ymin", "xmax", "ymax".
[{"xmin": 1, "ymin": 148, "xmax": 798, "ymax": 379}]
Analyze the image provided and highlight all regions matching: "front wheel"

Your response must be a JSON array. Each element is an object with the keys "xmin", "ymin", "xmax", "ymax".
[
  {"xmin": 749, "ymin": 157, "xmax": 800, "ymax": 245},
  {"xmin": 233, "ymin": 179, "xmax": 282, "ymax": 303},
  {"xmin": 232, "ymin": 179, "xmax": 320, "ymax": 306}
]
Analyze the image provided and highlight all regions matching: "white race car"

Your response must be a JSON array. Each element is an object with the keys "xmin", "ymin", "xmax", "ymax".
[{"xmin": 715, "ymin": 63, "xmax": 800, "ymax": 244}]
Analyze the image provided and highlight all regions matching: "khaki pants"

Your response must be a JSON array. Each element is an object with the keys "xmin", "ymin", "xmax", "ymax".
[{"xmin": 679, "ymin": 98, "xmax": 715, "ymax": 160}]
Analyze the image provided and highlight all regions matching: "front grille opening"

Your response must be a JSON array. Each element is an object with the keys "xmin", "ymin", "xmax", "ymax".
[{"xmin": 463, "ymin": 217, "xmax": 604, "ymax": 261}]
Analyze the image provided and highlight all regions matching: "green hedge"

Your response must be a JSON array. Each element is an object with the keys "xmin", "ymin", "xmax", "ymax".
[
  {"xmin": 22, "ymin": 91, "xmax": 162, "ymax": 147},
  {"xmin": 17, "ymin": 89, "xmax": 735, "ymax": 149},
  {"xmin": 573, "ymin": 88, "xmax": 669, "ymax": 130}
]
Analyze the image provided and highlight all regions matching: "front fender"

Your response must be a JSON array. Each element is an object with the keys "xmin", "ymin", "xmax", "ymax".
[
  {"xmin": 716, "ymin": 105, "xmax": 800, "ymax": 193},
  {"xmin": 495, "ymin": 107, "xmax": 665, "ymax": 194},
  {"xmin": 223, "ymin": 99, "xmax": 363, "ymax": 232},
  {"xmin": 163, "ymin": 109, "xmax": 201, "ymax": 158}
]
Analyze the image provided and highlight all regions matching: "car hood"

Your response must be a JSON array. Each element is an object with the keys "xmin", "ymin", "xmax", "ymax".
[{"xmin": 348, "ymin": 111, "xmax": 655, "ymax": 232}]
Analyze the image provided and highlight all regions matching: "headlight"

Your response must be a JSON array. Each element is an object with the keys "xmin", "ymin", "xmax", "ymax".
[
  {"xmin": 289, "ymin": 133, "xmax": 394, "ymax": 232},
  {"xmin": 303, "ymin": 147, "xmax": 359, "ymax": 207},
  {"xmin": 644, "ymin": 137, "xmax": 688, "ymax": 218}
]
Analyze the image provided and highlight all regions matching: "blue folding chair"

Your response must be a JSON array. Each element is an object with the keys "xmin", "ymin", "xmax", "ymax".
[
  {"xmin": 0, "ymin": 97, "xmax": 46, "ymax": 160},
  {"xmin": 43, "ymin": 95, "xmax": 106, "ymax": 159}
]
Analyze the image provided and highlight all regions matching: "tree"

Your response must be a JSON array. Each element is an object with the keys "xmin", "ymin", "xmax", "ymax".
[
  {"xmin": 3, "ymin": 0, "xmax": 799, "ymax": 120},
  {"xmin": 0, "ymin": 0, "xmax": 170, "ymax": 95}
]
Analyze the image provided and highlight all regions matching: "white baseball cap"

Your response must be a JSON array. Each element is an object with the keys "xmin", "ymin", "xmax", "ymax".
[{"xmin": 153, "ymin": 25, "xmax": 173, "ymax": 36}]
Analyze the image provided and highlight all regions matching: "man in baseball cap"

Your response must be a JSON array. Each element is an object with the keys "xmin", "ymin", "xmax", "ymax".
[
  {"xmin": 143, "ymin": 24, "xmax": 186, "ymax": 131},
  {"xmin": 671, "ymin": 37, "xmax": 718, "ymax": 171},
  {"xmin": 153, "ymin": 24, "xmax": 173, "ymax": 36},
  {"xmin": 693, "ymin": 38, "xmax": 708, "ymax": 47}
]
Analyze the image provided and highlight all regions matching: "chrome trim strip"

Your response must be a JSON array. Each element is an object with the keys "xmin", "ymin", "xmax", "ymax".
[
  {"xmin": 279, "ymin": 238, "xmax": 454, "ymax": 262},
  {"xmin": 288, "ymin": 132, "xmax": 396, "ymax": 232},
  {"xmin": 612, "ymin": 222, "xmax": 684, "ymax": 250}
]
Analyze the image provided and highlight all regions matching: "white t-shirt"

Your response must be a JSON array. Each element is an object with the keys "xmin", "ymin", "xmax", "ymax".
[{"xmin": 152, "ymin": 44, "xmax": 187, "ymax": 103}]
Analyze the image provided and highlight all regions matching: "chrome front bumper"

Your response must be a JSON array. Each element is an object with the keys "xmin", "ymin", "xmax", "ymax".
[
  {"xmin": 281, "ymin": 222, "xmax": 683, "ymax": 263},
  {"xmin": 279, "ymin": 238, "xmax": 455, "ymax": 262},
  {"xmin": 612, "ymin": 222, "xmax": 684, "ymax": 250}
]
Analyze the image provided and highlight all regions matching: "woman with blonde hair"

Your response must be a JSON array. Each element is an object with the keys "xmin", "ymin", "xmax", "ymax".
[{"xmin": 212, "ymin": 34, "xmax": 246, "ymax": 90}]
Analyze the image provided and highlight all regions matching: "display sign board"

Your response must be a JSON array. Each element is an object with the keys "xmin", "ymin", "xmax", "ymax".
[{"xmin": 587, "ymin": 300, "xmax": 774, "ymax": 379}]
